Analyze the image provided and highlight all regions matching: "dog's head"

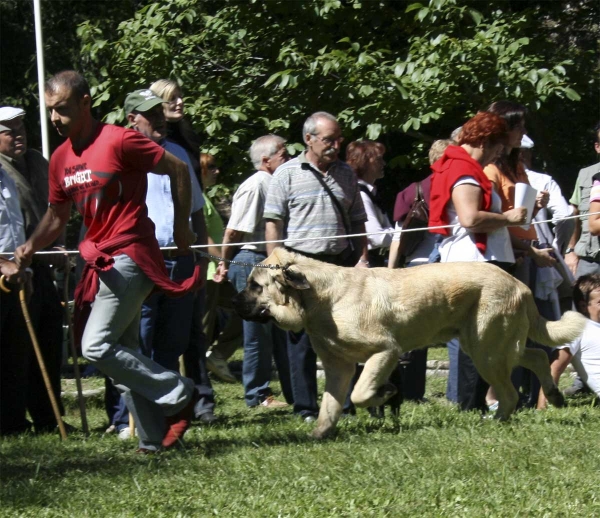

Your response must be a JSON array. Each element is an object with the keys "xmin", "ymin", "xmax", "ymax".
[{"xmin": 232, "ymin": 248, "xmax": 310, "ymax": 332}]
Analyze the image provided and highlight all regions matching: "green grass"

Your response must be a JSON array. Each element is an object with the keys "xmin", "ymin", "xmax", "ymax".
[{"xmin": 1, "ymin": 370, "xmax": 599, "ymax": 517}]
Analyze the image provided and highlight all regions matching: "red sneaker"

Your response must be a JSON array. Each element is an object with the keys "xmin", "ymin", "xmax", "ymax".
[{"xmin": 162, "ymin": 389, "xmax": 199, "ymax": 449}]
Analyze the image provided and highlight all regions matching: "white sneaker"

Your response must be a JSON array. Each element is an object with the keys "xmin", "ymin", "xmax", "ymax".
[
  {"xmin": 118, "ymin": 426, "xmax": 137, "ymax": 440},
  {"xmin": 259, "ymin": 396, "xmax": 288, "ymax": 408},
  {"xmin": 206, "ymin": 352, "xmax": 237, "ymax": 383}
]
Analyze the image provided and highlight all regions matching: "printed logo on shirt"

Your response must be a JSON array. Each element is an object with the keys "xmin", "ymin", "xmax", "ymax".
[
  {"xmin": 64, "ymin": 169, "xmax": 93, "ymax": 188},
  {"xmin": 62, "ymin": 163, "xmax": 124, "ymax": 220},
  {"xmin": 63, "ymin": 163, "xmax": 96, "ymax": 190}
]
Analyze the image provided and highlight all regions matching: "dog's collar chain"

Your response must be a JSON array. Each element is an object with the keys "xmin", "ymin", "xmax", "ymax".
[{"xmin": 193, "ymin": 250, "xmax": 288, "ymax": 271}]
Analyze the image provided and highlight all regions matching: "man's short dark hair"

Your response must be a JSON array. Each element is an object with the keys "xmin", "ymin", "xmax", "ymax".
[
  {"xmin": 594, "ymin": 122, "xmax": 600, "ymax": 145},
  {"xmin": 45, "ymin": 70, "xmax": 91, "ymax": 100},
  {"xmin": 573, "ymin": 273, "xmax": 600, "ymax": 311}
]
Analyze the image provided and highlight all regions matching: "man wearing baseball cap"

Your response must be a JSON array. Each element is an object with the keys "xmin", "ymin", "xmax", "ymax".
[
  {"xmin": 0, "ymin": 106, "xmax": 65, "ymax": 435},
  {"xmin": 15, "ymin": 71, "xmax": 204, "ymax": 452}
]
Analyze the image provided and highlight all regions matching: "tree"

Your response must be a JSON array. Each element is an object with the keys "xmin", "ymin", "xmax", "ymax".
[
  {"xmin": 0, "ymin": 0, "xmax": 139, "ymax": 150},
  {"xmin": 2, "ymin": 0, "xmax": 597, "ymax": 204}
]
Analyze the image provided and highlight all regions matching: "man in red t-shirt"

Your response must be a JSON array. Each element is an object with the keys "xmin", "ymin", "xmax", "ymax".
[{"xmin": 15, "ymin": 71, "xmax": 201, "ymax": 452}]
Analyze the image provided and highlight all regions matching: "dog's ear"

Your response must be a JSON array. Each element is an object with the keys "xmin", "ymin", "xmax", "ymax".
[{"xmin": 282, "ymin": 268, "xmax": 310, "ymax": 290}]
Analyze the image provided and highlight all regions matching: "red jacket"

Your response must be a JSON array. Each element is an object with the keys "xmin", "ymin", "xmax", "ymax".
[{"xmin": 428, "ymin": 145, "xmax": 493, "ymax": 254}]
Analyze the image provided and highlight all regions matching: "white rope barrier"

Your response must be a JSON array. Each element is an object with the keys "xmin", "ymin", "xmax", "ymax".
[{"xmin": 1, "ymin": 210, "xmax": 599, "ymax": 258}]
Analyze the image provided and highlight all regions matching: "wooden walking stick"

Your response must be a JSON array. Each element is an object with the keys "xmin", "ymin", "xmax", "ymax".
[
  {"xmin": 62, "ymin": 256, "xmax": 89, "ymax": 435},
  {"xmin": 0, "ymin": 275, "xmax": 69, "ymax": 440},
  {"xmin": 129, "ymin": 412, "xmax": 135, "ymax": 438}
]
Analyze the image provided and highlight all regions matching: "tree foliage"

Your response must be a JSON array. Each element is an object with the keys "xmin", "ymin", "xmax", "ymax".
[{"xmin": 1, "ymin": 0, "xmax": 597, "ymax": 199}]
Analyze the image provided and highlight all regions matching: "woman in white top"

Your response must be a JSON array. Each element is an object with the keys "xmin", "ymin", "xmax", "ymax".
[
  {"xmin": 428, "ymin": 112, "xmax": 527, "ymax": 412},
  {"xmin": 345, "ymin": 140, "xmax": 394, "ymax": 267}
]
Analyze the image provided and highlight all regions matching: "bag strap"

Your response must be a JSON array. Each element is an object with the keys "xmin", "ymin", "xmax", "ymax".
[
  {"xmin": 303, "ymin": 162, "xmax": 352, "ymax": 236},
  {"xmin": 358, "ymin": 183, "xmax": 377, "ymax": 206},
  {"xmin": 415, "ymin": 182, "xmax": 424, "ymax": 204}
]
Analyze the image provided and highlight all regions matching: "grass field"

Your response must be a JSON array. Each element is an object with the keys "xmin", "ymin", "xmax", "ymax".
[{"xmin": 1, "ymin": 350, "xmax": 599, "ymax": 517}]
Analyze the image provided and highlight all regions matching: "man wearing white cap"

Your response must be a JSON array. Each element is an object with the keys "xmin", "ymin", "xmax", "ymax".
[
  {"xmin": 521, "ymin": 135, "xmax": 574, "ymax": 260},
  {"xmin": 0, "ymin": 106, "xmax": 65, "ymax": 434},
  {"xmin": 0, "ymin": 153, "xmax": 34, "ymax": 435}
]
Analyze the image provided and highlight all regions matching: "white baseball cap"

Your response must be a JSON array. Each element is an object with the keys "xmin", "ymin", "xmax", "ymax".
[
  {"xmin": 520, "ymin": 134, "xmax": 534, "ymax": 149},
  {"xmin": 0, "ymin": 107, "xmax": 25, "ymax": 132}
]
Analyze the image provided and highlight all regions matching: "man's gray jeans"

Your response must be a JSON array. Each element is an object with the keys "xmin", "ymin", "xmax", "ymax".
[{"xmin": 81, "ymin": 254, "xmax": 194, "ymax": 450}]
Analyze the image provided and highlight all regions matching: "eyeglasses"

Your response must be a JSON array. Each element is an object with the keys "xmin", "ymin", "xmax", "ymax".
[{"xmin": 312, "ymin": 135, "xmax": 344, "ymax": 146}]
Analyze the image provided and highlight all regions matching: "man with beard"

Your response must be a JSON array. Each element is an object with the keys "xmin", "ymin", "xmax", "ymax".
[{"xmin": 264, "ymin": 111, "xmax": 369, "ymax": 421}]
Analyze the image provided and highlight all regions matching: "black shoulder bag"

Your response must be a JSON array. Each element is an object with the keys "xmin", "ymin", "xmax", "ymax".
[{"xmin": 396, "ymin": 182, "xmax": 429, "ymax": 266}]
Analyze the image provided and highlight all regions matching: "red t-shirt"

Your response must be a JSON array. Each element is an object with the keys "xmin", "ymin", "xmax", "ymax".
[
  {"xmin": 52, "ymin": 123, "xmax": 203, "ymax": 346},
  {"xmin": 49, "ymin": 123, "xmax": 164, "ymax": 242}
]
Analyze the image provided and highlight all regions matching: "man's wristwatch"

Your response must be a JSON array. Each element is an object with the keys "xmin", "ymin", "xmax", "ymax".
[{"xmin": 564, "ymin": 247, "xmax": 575, "ymax": 254}]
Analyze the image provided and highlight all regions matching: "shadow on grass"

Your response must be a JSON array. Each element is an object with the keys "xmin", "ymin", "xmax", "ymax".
[{"xmin": 2, "ymin": 395, "xmax": 597, "ymax": 488}]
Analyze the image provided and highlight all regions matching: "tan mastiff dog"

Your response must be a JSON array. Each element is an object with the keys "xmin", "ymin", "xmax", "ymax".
[{"xmin": 233, "ymin": 248, "xmax": 586, "ymax": 438}]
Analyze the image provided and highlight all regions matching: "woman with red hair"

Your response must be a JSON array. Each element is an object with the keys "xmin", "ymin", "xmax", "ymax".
[
  {"xmin": 429, "ymin": 111, "xmax": 528, "ymax": 412},
  {"xmin": 346, "ymin": 140, "xmax": 394, "ymax": 267}
]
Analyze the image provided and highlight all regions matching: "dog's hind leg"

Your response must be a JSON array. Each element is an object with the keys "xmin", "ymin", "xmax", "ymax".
[
  {"xmin": 517, "ymin": 348, "xmax": 565, "ymax": 408},
  {"xmin": 464, "ymin": 315, "xmax": 525, "ymax": 420},
  {"xmin": 350, "ymin": 350, "xmax": 399, "ymax": 408},
  {"xmin": 471, "ymin": 348, "xmax": 519, "ymax": 420},
  {"xmin": 312, "ymin": 350, "xmax": 356, "ymax": 440}
]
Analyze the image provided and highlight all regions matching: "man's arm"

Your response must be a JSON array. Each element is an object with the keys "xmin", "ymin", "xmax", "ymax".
[
  {"xmin": 214, "ymin": 227, "xmax": 246, "ymax": 283},
  {"xmin": 15, "ymin": 201, "xmax": 72, "ymax": 268},
  {"xmin": 388, "ymin": 239, "xmax": 400, "ymax": 269},
  {"xmin": 590, "ymin": 201, "xmax": 600, "ymax": 236},
  {"xmin": 537, "ymin": 348, "xmax": 573, "ymax": 409},
  {"xmin": 510, "ymin": 234, "xmax": 557, "ymax": 268},
  {"xmin": 350, "ymin": 221, "xmax": 369, "ymax": 268},
  {"xmin": 153, "ymin": 151, "xmax": 195, "ymax": 250},
  {"xmin": 190, "ymin": 209, "xmax": 209, "ymax": 272},
  {"xmin": 266, "ymin": 219, "xmax": 284, "ymax": 256},
  {"xmin": 565, "ymin": 204, "xmax": 581, "ymax": 275}
]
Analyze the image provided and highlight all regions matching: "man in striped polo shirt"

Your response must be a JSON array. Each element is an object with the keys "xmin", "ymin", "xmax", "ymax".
[{"xmin": 264, "ymin": 111, "xmax": 369, "ymax": 422}]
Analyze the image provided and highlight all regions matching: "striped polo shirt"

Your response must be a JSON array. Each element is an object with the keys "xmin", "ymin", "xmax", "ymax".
[{"xmin": 264, "ymin": 151, "xmax": 366, "ymax": 255}]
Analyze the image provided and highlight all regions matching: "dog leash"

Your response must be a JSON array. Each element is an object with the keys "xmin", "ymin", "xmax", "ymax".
[{"xmin": 191, "ymin": 249, "xmax": 288, "ymax": 271}]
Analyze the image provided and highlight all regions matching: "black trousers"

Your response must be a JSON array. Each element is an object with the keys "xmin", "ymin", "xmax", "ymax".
[
  {"xmin": 284, "ymin": 248, "xmax": 355, "ymax": 417},
  {"xmin": 0, "ymin": 264, "xmax": 63, "ymax": 434}
]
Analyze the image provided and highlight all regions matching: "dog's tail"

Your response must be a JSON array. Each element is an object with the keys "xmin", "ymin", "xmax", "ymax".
[{"xmin": 526, "ymin": 293, "xmax": 586, "ymax": 346}]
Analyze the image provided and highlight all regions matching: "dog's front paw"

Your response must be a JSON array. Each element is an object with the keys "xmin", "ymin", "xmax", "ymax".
[
  {"xmin": 310, "ymin": 425, "xmax": 334, "ymax": 440},
  {"xmin": 376, "ymin": 382, "xmax": 398, "ymax": 401},
  {"xmin": 547, "ymin": 387, "xmax": 566, "ymax": 408}
]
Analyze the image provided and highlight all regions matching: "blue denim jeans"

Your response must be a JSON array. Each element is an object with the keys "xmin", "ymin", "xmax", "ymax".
[
  {"xmin": 140, "ymin": 255, "xmax": 196, "ymax": 372},
  {"xmin": 81, "ymin": 254, "xmax": 194, "ymax": 450},
  {"xmin": 183, "ymin": 286, "xmax": 216, "ymax": 417},
  {"xmin": 228, "ymin": 249, "xmax": 293, "ymax": 407}
]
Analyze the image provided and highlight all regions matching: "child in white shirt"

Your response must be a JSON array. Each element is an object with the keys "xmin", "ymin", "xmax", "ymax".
[{"xmin": 538, "ymin": 273, "xmax": 600, "ymax": 408}]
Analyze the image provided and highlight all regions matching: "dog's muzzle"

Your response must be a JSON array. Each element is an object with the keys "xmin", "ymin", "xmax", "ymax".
[{"xmin": 232, "ymin": 291, "xmax": 272, "ymax": 323}]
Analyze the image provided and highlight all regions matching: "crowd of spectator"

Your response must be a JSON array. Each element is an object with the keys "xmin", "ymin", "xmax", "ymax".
[{"xmin": 1, "ymin": 70, "xmax": 599, "ymax": 450}]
